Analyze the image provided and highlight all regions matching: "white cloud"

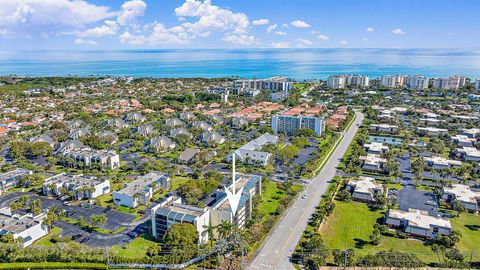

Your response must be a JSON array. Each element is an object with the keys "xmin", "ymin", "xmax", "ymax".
[
  {"xmin": 366, "ymin": 27, "xmax": 374, "ymax": 32},
  {"xmin": 74, "ymin": 38, "xmax": 98, "ymax": 45},
  {"xmin": 291, "ymin": 20, "xmax": 310, "ymax": 28},
  {"xmin": 119, "ymin": 31, "xmax": 145, "ymax": 45},
  {"xmin": 222, "ymin": 34, "xmax": 258, "ymax": 45},
  {"xmin": 271, "ymin": 41, "xmax": 290, "ymax": 48},
  {"xmin": 362, "ymin": 37, "xmax": 368, "ymax": 41},
  {"xmin": 317, "ymin": 34, "xmax": 329, "ymax": 40},
  {"xmin": 340, "ymin": 40, "xmax": 348, "ymax": 46},
  {"xmin": 282, "ymin": 23, "xmax": 289, "ymax": 28},
  {"xmin": 117, "ymin": 0, "xmax": 147, "ymax": 26},
  {"xmin": 0, "ymin": 0, "xmax": 115, "ymax": 27},
  {"xmin": 297, "ymin": 38, "xmax": 313, "ymax": 48},
  {"xmin": 252, "ymin": 19, "xmax": 269, "ymax": 26},
  {"xmin": 77, "ymin": 20, "xmax": 119, "ymax": 37},
  {"xmin": 0, "ymin": 29, "xmax": 14, "ymax": 38},
  {"xmin": 310, "ymin": 30, "xmax": 320, "ymax": 35},
  {"xmin": 267, "ymin": 24, "xmax": 277, "ymax": 33},
  {"xmin": 175, "ymin": 0, "xmax": 250, "ymax": 36},
  {"xmin": 274, "ymin": 31, "xmax": 287, "ymax": 36},
  {"xmin": 392, "ymin": 28, "xmax": 405, "ymax": 35}
]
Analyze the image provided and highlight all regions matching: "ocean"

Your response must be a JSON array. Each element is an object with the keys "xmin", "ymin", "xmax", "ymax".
[{"xmin": 0, "ymin": 48, "xmax": 479, "ymax": 80}]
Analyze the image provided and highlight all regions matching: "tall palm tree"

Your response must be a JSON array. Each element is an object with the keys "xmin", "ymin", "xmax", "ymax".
[
  {"xmin": 217, "ymin": 221, "xmax": 234, "ymax": 239},
  {"xmin": 201, "ymin": 222, "xmax": 217, "ymax": 247}
]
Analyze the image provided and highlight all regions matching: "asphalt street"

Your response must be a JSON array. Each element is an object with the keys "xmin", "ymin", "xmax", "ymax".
[{"xmin": 248, "ymin": 111, "xmax": 364, "ymax": 270}]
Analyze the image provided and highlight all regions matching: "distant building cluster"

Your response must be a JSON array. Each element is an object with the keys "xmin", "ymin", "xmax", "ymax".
[{"xmin": 327, "ymin": 74, "xmax": 369, "ymax": 88}]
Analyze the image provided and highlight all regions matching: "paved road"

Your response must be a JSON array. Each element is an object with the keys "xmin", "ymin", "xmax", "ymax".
[{"xmin": 248, "ymin": 111, "xmax": 364, "ymax": 270}]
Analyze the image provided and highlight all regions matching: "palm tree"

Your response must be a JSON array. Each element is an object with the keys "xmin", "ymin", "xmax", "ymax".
[
  {"xmin": 202, "ymin": 222, "xmax": 217, "ymax": 247},
  {"xmin": 217, "ymin": 220, "xmax": 234, "ymax": 239},
  {"xmin": 452, "ymin": 200, "xmax": 466, "ymax": 217}
]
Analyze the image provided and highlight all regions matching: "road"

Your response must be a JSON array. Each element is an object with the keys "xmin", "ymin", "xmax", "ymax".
[{"xmin": 248, "ymin": 111, "xmax": 364, "ymax": 270}]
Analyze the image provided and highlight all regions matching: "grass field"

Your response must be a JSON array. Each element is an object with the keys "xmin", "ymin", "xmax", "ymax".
[
  {"xmin": 258, "ymin": 180, "xmax": 302, "ymax": 220},
  {"xmin": 320, "ymin": 201, "xmax": 437, "ymax": 263},
  {"xmin": 451, "ymin": 213, "xmax": 480, "ymax": 258},
  {"xmin": 34, "ymin": 227, "xmax": 63, "ymax": 247},
  {"xmin": 111, "ymin": 237, "xmax": 157, "ymax": 259}
]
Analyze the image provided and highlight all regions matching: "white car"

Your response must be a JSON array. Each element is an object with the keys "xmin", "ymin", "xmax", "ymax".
[{"xmin": 301, "ymin": 194, "xmax": 307, "ymax": 199}]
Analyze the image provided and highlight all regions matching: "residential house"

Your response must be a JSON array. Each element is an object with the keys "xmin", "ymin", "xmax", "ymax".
[
  {"xmin": 113, "ymin": 171, "xmax": 170, "ymax": 208},
  {"xmin": 190, "ymin": 121, "xmax": 213, "ymax": 132},
  {"xmin": 165, "ymin": 118, "xmax": 185, "ymax": 128},
  {"xmin": 68, "ymin": 128, "xmax": 90, "ymax": 139},
  {"xmin": 363, "ymin": 142, "xmax": 389, "ymax": 155},
  {"xmin": 54, "ymin": 139, "xmax": 85, "ymax": 154},
  {"xmin": 124, "ymin": 112, "xmax": 146, "ymax": 123},
  {"xmin": 133, "ymin": 124, "xmax": 155, "ymax": 137},
  {"xmin": 144, "ymin": 136, "xmax": 176, "ymax": 153},
  {"xmin": 451, "ymin": 134, "xmax": 477, "ymax": 147},
  {"xmin": 95, "ymin": 130, "xmax": 118, "ymax": 144},
  {"xmin": 460, "ymin": 128, "xmax": 480, "ymax": 139},
  {"xmin": 60, "ymin": 148, "xmax": 120, "ymax": 170},
  {"xmin": 29, "ymin": 135, "xmax": 55, "ymax": 148},
  {"xmin": 385, "ymin": 208, "xmax": 452, "ymax": 238},
  {"xmin": 360, "ymin": 154, "xmax": 387, "ymax": 172},
  {"xmin": 230, "ymin": 117, "xmax": 249, "ymax": 129},
  {"xmin": 198, "ymin": 131, "xmax": 225, "ymax": 146},
  {"xmin": 104, "ymin": 118, "xmax": 129, "ymax": 131},
  {"xmin": 179, "ymin": 112, "xmax": 196, "ymax": 122},
  {"xmin": 178, "ymin": 148, "xmax": 200, "ymax": 164},
  {"xmin": 169, "ymin": 127, "xmax": 192, "ymax": 138}
]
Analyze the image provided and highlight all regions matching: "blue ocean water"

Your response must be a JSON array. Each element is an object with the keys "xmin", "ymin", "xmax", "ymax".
[{"xmin": 0, "ymin": 48, "xmax": 479, "ymax": 80}]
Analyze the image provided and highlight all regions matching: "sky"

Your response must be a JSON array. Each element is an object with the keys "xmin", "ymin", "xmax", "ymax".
[{"xmin": 0, "ymin": 0, "xmax": 478, "ymax": 50}]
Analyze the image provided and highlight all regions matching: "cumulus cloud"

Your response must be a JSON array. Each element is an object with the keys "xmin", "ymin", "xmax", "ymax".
[
  {"xmin": 77, "ymin": 20, "xmax": 119, "ymax": 37},
  {"xmin": 271, "ymin": 41, "xmax": 290, "ymax": 48},
  {"xmin": 297, "ymin": 38, "xmax": 313, "ymax": 47},
  {"xmin": 274, "ymin": 31, "xmax": 287, "ymax": 36},
  {"xmin": 267, "ymin": 24, "xmax": 277, "ymax": 33},
  {"xmin": 222, "ymin": 34, "xmax": 258, "ymax": 45},
  {"xmin": 340, "ymin": 40, "xmax": 348, "ymax": 46},
  {"xmin": 366, "ymin": 27, "xmax": 374, "ymax": 32},
  {"xmin": 120, "ymin": 23, "xmax": 192, "ymax": 45},
  {"xmin": 74, "ymin": 38, "xmax": 98, "ymax": 45},
  {"xmin": 362, "ymin": 37, "xmax": 368, "ymax": 41},
  {"xmin": 317, "ymin": 34, "xmax": 329, "ymax": 40},
  {"xmin": 117, "ymin": 0, "xmax": 147, "ymax": 26},
  {"xmin": 291, "ymin": 20, "xmax": 310, "ymax": 28},
  {"xmin": 119, "ymin": 31, "xmax": 145, "ymax": 45},
  {"xmin": 175, "ymin": 0, "xmax": 250, "ymax": 36},
  {"xmin": 252, "ymin": 19, "xmax": 269, "ymax": 26},
  {"xmin": 392, "ymin": 28, "xmax": 405, "ymax": 35}
]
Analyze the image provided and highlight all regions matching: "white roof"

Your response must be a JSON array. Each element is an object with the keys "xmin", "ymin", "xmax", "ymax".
[
  {"xmin": 388, "ymin": 208, "xmax": 451, "ymax": 230},
  {"xmin": 424, "ymin": 156, "xmax": 462, "ymax": 166},
  {"xmin": 443, "ymin": 184, "xmax": 480, "ymax": 204},
  {"xmin": 348, "ymin": 176, "xmax": 382, "ymax": 194},
  {"xmin": 364, "ymin": 142, "xmax": 389, "ymax": 153}
]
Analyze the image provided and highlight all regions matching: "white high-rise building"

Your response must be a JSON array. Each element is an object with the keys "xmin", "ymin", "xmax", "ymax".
[
  {"xmin": 233, "ymin": 76, "xmax": 293, "ymax": 92},
  {"xmin": 405, "ymin": 75, "xmax": 429, "ymax": 90},
  {"xmin": 380, "ymin": 75, "xmax": 405, "ymax": 88},
  {"xmin": 327, "ymin": 74, "xmax": 369, "ymax": 88},
  {"xmin": 433, "ymin": 76, "xmax": 466, "ymax": 90},
  {"xmin": 475, "ymin": 78, "xmax": 480, "ymax": 91}
]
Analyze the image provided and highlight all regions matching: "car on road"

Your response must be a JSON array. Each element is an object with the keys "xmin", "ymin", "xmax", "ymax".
[
  {"xmin": 301, "ymin": 194, "xmax": 307, "ymax": 199},
  {"xmin": 62, "ymin": 201, "xmax": 71, "ymax": 206}
]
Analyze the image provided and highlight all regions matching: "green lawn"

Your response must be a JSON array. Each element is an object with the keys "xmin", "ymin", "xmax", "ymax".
[
  {"xmin": 34, "ymin": 227, "xmax": 63, "ymax": 247},
  {"xmin": 320, "ymin": 201, "xmax": 437, "ymax": 263},
  {"xmin": 258, "ymin": 181, "xmax": 302, "ymax": 220},
  {"xmin": 451, "ymin": 213, "xmax": 480, "ymax": 259},
  {"xmin": 111, "ymin": 237, "xmax": 157, "ymax": 259}
]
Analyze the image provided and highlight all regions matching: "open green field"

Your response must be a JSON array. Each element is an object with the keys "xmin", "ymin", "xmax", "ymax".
[
  {"xmin": 258, "ymin": 180, "xmax": 302, "ymax": 220},
  {"xmin": 33, "ymin": 227, "xmax": 63, "ymax": 247},
  {"xmin": 320, "ymin": 201, "xmax": 480, "ymax": 263},
  {"xmin": 111, "ymin": 236, "xmax": 157, "ymax": 259},
  {"xmin": 320, "ymin": 201, "xmax": 436, "ymax": 263}
]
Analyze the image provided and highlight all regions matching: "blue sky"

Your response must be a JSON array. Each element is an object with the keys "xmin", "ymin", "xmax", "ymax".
[{"xmin": 0, "ymin": 0, "xmax": 478, "ymax": 50}]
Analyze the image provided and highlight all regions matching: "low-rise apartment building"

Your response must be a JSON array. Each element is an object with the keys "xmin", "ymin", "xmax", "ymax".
[
  {"xmin": 370, "ymin": 124, "xmax": 398, "ymax": 134},
  {"xmin": 113, "ymin": 171, "xmax": 170, "ymax": 208},
  {"xmin": 228, "ymin": 133, "xmax": 278, "ymax": 167},
  {"xmin": 416, "ymin": 127, "xmax": 449, "ymax": 136},
  {"xmin": 424, "ymin": 156, "xmax": 462, "ymax": 169},
  {"xmin": 0, "ymin": 169, "xmax": 32, "ymax": 192},
  {"xmin": 441, "ymin": 184, "xmax": 480, "ymax": 212},
  {"xmin": 455, "ymin": 147, "xmax": 480, "ymax": 162},
  {"xmin": 0, "ymin": 207, "xmax": 49, "ymax": 247},
  {"xmin": 42, "ymin": 173, "xmax": 110, "ymax": 200},
  {"xmin": 360, "ymin": 154, "xmax": 387, "ymax": 172},
  {"xmin": 451, "ymin": 134, "xmax": 477, "ymax": 147},
  {"xmin": 346, "ymin": 176, "xmax": 384, "ymax": 203},
  {"xmin": 385, "ymin": 208, "xmax": 452, "ymax": 238}
]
